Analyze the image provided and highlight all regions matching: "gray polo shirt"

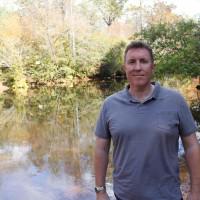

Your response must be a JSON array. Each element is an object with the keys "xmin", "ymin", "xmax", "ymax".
[{"xmin": 95, "ymin": 82, "xmax": 197, "ymax": 200}]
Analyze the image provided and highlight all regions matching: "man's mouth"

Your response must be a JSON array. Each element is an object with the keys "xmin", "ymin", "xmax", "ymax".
[{"xmin": 132, "ymin": 75, "xmax": 144, "ymax": 77}]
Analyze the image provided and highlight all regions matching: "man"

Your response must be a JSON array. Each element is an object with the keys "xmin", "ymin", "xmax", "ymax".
[{"xmin": 94, "ymin": 41, "xmax": 200, "ymax": 200}]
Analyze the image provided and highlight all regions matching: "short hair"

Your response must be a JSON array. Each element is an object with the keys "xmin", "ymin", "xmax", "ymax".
[{"xmin": 124, "ymin": 41, "xmax": 154, "ymax": 63}]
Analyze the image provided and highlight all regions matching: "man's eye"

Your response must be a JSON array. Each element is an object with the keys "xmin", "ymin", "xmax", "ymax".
[
  {"xmin": 128, "ymin": 60, "xmax": 135, "ymax": 64},
  {"xmin": 140, "ymin": 59, "xmax": 148, "ymax": 63}
]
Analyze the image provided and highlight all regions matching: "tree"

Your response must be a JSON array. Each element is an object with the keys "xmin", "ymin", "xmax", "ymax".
[
  {"xmin": 93, "ymin": 0, "xmax": 127, "ymax": 26},
  {"xmin": 125, "ymin": 1, "xmax": 146, "ymax": 33},
  {"xmin": 99, "ymin": 41, "xmax": 126, "ymax": 78},
  {"xmin": 77, "ymin": 0, "xmax": 102, "ymax": 29},
  {"xmin": 126, "ymin": 0, "xmax": 181, "ymax": 34},
  {"xmin": 145, "ymin": 0, "xmax": 182, "ymax": 25},
  {"xmin": 136, "ymin": 19, "xmax": 200, "ymax": 77}
]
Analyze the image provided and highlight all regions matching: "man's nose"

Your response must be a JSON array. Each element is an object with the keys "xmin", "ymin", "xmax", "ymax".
[{"xmin": 134, "ymin": 61, "xmax": 141, "ymax": 70}]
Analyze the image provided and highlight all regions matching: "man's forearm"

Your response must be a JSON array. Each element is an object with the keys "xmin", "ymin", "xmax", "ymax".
[
  {"xmin": 94, "ymin": 137, "xmax": 110, "ymax": 187},
  {"xmin": 95, "ymin": 147, "xmax": 109, "ymax": 187},
  {"xmin": 185, "ymin": 143, "xmax": 200, "ymax": 193}
]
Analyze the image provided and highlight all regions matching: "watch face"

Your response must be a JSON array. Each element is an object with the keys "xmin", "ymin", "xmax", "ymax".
[{"xmin": 95, "ymin": 186, "xmax": 105, "ymax": 193}]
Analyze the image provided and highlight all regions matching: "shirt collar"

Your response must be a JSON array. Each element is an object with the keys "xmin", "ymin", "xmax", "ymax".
[{"xmin": 124, "ymin": 82, "xmax": 161, "ymax": 103}]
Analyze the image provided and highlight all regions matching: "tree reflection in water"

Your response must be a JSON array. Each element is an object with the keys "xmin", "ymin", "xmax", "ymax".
[{"xmin": 0, "ymin": 80, "xmax": 199, "ymax": 200}]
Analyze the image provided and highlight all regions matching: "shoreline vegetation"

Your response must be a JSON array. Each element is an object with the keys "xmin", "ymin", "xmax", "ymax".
[
  {"xmin": 0, "ymin": 1, "xmax": 199, "ymax": 96},
  {"xmin": 0, "ymin": 76, "xmax": 199, "ymax": 103}
]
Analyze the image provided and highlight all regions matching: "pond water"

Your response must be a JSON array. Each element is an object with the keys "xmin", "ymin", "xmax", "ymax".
[{"xmin": 0, "ymin": 80, "xmax": 199, "ymax": 200}]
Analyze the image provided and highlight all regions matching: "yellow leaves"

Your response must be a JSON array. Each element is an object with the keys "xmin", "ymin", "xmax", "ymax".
[
  {"xmin": 183, "ymin": 78, "xmax": 200, "ymax": 102},
  {"xmin": 35, "ymin": 60, "xmax": 41, "ymax": 65},
  {"xmin": 162, "ymin": 76, "xmax": 199, "ymax": 103},
  {"xmin": 0, "ymin": 14, "xmax": 22, "ymax": 39}
]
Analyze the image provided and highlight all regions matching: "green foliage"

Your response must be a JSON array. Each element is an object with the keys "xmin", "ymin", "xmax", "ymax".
[
  {"xmin": 99, "ymin": 41, "xmax": 126, "ymax": 78},
  {"xmin": 1, "ymin": 0, "xmax": 199, "ymax": 90},
  {"xmin": 75, "ymin": 34, "xmax": 113, "ymax": 77},
  {"xmin": 93, "ymin": 0, "xmax": 128, "ymax": 26},
  {"xmin": 136, "ymin": 19, "xmax": 200, "ymax": 77},
  {"xmin": 24, "ymin": 37, "xmax": 75, "ymax": 84},
  {"xmin": 12, "ymin": 64, "xmax": 28, "ymax": 94},
  {"xmin": 4, "ymin": 63, "xmax": 28, "ymax": 96}
]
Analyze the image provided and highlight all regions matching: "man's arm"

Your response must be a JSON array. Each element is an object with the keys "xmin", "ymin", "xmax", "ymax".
[
  {"xmin": 181, "ymin": 133, "xmax": 200, "ymax": 200},
  {"xmin": 94, "ymin": 136, "xmax": 111, "ymax": 200}
]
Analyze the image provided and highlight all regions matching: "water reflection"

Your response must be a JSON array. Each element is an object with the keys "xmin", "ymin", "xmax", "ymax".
[
  {"xmin": 0, "ymin": 81, "xmax": 199, "ymax": 200},
  {"xmin": 0, "ymin": 169, "xmax": 95, "ymax": 200}
]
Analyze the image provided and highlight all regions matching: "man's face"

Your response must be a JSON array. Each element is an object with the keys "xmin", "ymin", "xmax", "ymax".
[{"xmin": 124, "ymin": 48, "xmax": 154, "ymax": 88}]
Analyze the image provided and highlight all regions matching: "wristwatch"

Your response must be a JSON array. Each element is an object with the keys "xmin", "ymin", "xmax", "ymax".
[{"xmin": 94, "ymin": 186, "xmax": 106, "ymax": 193}]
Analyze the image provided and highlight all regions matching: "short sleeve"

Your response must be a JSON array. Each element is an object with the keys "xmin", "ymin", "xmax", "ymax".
[
  {"xmin": 178, "ymin": 95, "xmax": 197, "ymax": 137},
  {"xmin": 95, "ymin": 101, "xmax": 111, "ymax": 139}
]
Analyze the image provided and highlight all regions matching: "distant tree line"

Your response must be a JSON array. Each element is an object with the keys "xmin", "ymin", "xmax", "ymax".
[{"xmin": 0, "ymin": 0, "xmax": 199, "ymax": 95}]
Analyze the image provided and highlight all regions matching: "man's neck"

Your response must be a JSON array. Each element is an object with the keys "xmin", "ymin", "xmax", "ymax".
[{"xmin": 129, "ymin": 83, "xmax": 154, "ymax": 102}]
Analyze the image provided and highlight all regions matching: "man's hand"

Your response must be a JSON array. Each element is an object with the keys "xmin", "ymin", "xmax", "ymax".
[
  {"xmin": 187, "ymin": 191, "xmax": 200, "ymax": 200},
  {"xmin": 96, "ymin": 191, "xmax": 110, "ymax": 200}
]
